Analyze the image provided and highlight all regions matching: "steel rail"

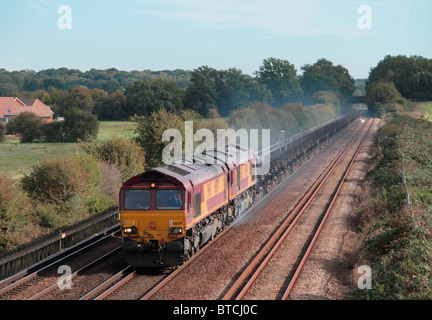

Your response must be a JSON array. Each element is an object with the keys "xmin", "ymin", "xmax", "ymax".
[
  {"xmin": 0, "ymin": 227, "xmax": 120, "ymax": 297},
  {"xmin": 27, "ymin": 247, "xmax": 121, "ymax": 300},
  {"xmin": 91, "ymin": 266, "xmax": 136, "ymax": 300},
  {"xmin": 281, "ymin": 118, "xmax": 374, "ymax": 299},
  {"xmin": 222, "ymin": 118, "xmax": 372, "ymax": 300}
]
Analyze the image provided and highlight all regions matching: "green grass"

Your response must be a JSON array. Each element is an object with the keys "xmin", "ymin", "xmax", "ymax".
[
  {"xmin": 420, "ymin": 101, "xmax": 432, "ymax": 119},
  {"xmin": 0, "ymin": 121, "xmax": 137, "ymax": 180},
  {"xmin": 0, "ymin": 142, "xmax": 81, "ymax": 179},
  {"xmin": 97, "ymin": 121, "xmax": 137, "ymax": 141}
]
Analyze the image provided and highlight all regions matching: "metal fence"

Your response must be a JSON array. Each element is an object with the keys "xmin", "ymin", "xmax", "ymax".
[
  {"xmin": 0, "ymin": 207, "xmax": 119, "ymax": 280},
  {"xmin": 401, "ymin": 155, "xmax": 411, "ymax": 212}
]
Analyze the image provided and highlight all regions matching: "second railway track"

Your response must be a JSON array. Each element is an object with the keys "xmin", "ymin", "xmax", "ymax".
[{"xmin": 222, "ymin": 118, "xmax": 375, "ymax": 300}]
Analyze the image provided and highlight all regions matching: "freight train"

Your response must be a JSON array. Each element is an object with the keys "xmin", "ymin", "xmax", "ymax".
[
  {"xmin": 119, "ymin": 111, "xmax": 362, "ymax": 268},
  {"xmin": 120, "ymin": 144, "xmax": 258, "ymax": 268}
]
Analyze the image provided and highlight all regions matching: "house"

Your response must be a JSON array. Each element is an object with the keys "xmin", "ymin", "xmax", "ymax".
[{"xmin": 0, "ymin": 97, "xmax": 54, "ymax": 125}]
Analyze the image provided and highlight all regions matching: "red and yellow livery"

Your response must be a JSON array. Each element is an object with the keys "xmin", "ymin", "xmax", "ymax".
[{"xmin": 120, "ymin": 145, "xmax": 257, "ymax": 268}]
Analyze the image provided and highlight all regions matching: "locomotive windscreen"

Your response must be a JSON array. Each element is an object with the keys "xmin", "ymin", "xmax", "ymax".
[
  {"xmin": 124, "ymin": 189, "xmax": 150, "ymax": 210},
  {"xmin": 156, "ymin": 190, "xmax": 183, "ymax": 210}
]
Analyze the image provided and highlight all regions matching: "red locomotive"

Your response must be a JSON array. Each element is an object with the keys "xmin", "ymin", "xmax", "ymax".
[{"xmin": 120, "ymin": 144, "xmax": 258, "ymax": 268}]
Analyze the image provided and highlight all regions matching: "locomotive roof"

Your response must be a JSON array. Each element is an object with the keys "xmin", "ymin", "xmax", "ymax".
[{"xmin": 122, "ymin": 144, "xmax": 255, "ymax": 189}]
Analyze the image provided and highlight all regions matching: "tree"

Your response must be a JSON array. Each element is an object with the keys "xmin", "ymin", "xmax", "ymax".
[
  {"xmin": 133, "ymin": 109, "xmax": 201, "ymax": 168},
  {"xmin": 124, "ymin": 79, "xmax": 184, "ymax": 116},
  {"xmin": 255, "ymin": 57, "xmax": 303, "ymax": 106},
  {"xmin": 368, "ymin": 55, "xmax": 432, "ymax": 101},
  {"xmin": 102, "ymin": 79, "xmax": 121, "ymax": 94},
  {"xmin": 43, "ymin": 78, "xmax": 64, "ymax": 90},
  {"xmin": 216, "ymin": 68, "xmax": 272, "ymax": 117},
  {"xmin": 300, "ymin": 58, "xmax": 355, "ymax": 99},
  {"xmin": 365, "ymin": 81, "xmax": 402, "ymax": 105},
  {"xmin": 6, "ymin": 112, "xmax": 44, "ymax": 143},
  {"xmin": 62, "ymin": 109, "xmax": 99, "ymax": 142},
  {"xmin": 93, "ymin": 90, "xmax": 128, "ymax": 120},
  {"xmin": 23, "ymin": 77, "xmax": 43, "ymax": 91},
  {"xmin": 183, "ymin": 66, "xmax": 219, "ymax": 116},
  {"xmin": 60, "ymin": 87, "xmax": 95, "ymax": 115},
  {"xmin": 184, "ymin": 66, "xmax": 273, "ymax": 117}
]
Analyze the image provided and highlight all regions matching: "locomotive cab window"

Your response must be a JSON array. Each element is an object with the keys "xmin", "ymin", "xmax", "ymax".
[
  {"xmin": 124, "ymin": 189, "xmax": 150, "ymax": 210},
  {"xmin": 156, "ymin": 190, "xmax": 183, "ymax": 210}
]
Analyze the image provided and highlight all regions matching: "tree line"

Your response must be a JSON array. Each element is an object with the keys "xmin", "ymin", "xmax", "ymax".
[{"xmin": 1, "ymin": 57, "xmax": 355, "ymax": 121}]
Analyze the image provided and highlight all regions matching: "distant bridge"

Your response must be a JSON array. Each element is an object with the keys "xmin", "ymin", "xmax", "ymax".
[{"xmin": 345, "ymin": 96, "xmax": 366, "ymax": 104}]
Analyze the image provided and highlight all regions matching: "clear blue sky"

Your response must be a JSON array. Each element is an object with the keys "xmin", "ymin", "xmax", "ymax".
[{"xmin": 0, "ymin": 0, "xmax": 430, "ymax": 79}]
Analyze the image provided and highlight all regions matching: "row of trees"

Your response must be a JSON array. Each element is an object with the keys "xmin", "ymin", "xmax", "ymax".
[
  {"xmin": 0, "ymin": 68, "xmax": 192, "ymax": 96},
  {"xmin": 134, "ymin": 99, "xmax": 341, "ymax": 169},
  {"xmin": 180, "ymin": 58, "xmax": 355, "ymax": 117},
  {"xmin": 3, "ymin": 58, "xmax": 356, "ymax": 121}
]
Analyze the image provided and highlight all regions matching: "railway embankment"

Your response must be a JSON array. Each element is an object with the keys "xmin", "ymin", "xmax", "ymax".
[{"xmin": 354, "ymin": 114, "xmax": 432, "ymax": 299}]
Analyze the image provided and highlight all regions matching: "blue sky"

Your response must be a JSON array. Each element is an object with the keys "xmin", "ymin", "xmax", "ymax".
[{"xmin": 0, "ymin": 0, "xmax": 430, "ymax": 79}]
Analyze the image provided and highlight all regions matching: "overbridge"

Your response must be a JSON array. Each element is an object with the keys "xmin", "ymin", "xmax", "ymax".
[{"xmin": 345, "ymin": 96, "xmax": 366, "ymax": 104}]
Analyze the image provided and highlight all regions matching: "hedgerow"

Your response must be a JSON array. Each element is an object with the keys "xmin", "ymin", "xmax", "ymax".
[{"xmin": 355, "ymin": 115, "xmax": 432, "ymax": 299}]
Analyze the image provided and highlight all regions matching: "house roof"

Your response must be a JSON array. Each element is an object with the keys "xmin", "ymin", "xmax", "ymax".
[{"xmin": 0, "ymin": 97, "xmax": 54, "ymax": 119}]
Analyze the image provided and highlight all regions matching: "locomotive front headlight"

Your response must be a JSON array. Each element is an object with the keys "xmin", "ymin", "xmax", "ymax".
[
  {"xmin": 168, "ymin": 227, "xmax": 183, "ymax": 237},
  {"xmin": 124, "ymin": 226, "xmax": 137, "ymax": 234}
]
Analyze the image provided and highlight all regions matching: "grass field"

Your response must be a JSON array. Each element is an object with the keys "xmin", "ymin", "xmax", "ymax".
[
  {"xmin": 97, "ymin": 121, "xmax": 137, "ymax": 141},
  {"xmin": 0, "ymin": 121, "xmax": 137, "ymax": 179}
]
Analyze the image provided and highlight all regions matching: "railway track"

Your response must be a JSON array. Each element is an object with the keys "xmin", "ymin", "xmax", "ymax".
[
  {"xmin": 137, "ymin": 117, "xmax": 370, "ymax": 300},
  {"xmin": 89, "ymin": 267, "xmax": 168, "ymax": 300},
  {"xmin": 0, "ymin": 226, "xmax": 122, "ymax": 300},
  {"xmin": 222, "ymin": 118, "xmax": 374, "ymax": 300}
]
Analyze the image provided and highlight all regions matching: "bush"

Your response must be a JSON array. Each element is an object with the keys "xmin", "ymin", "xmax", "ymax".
[
  {"xmin": 73, "ymin": 153, "xmax": 113, "ymax": 215},
  {"xmin": 42, "ymin": 122, "xmax": 66, "ymax": 142},
  {"xmin": 20, "ymin": 153, "xmax": 113, "ymax": 229},
  {"xmin": 0, "ymin": 174, "xmax": 41, "ymax": 253},
  {"xmin": 81, "ymin": 136, "xmax": 146, "ymax": 181},
  {"xmin": 281, "ymin": 102, "xmax": 315, "ymax": 130},
  {"xmin": 311, "ymin": 90, "xmax": 340, "ymax": 107},
  {"xmin": 229, "ymin": 101, "xmax": 338, "ymax": 145},
  {"xmin": 42, "ymin": 109, "xmax": 99, "ymax": 143},
  {"xmin": 6, "ymin": 112, "xmax": 44, "ymax": 143},
  {"xmin": 21, "ymin": 156, "xmax": 88, "ymax": 205}
]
